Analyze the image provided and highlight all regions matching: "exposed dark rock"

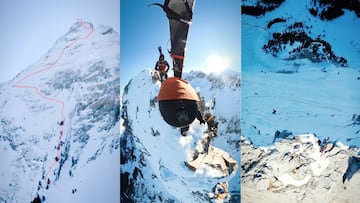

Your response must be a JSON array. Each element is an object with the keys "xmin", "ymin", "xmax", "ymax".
[
  {"xmin": 263, "ymin": 22, "xmax": 348, "ymax": 67},
  {"xmin": 273, "ymin": 130, "xmax": 293, "ymax": 143},
  {"xmin": 31, "ymin": 195, "xmax": 41, "ymax": 203},
  {"xmin": 351, "ymin": 114, "xmax": 360, "ymax": 126},
  {"xmin": 309, "ymin": 0, "xmax": 360, "ymax": 20},
  {"xmin": 267, "ymin": 17, "xmax": 287, "ymax": 29},
  {"xmin": 242, "ymin": 5, "xmax": 267, "ymax": 16},
  {"xmin": 242, "ymin": 0, "xmax": 286, "ymax": 16},
  {"xmin": 343, "ymin": 156, "xmax": 360, "ymax": 183},
  {"xmin": 276, "ymin": 69, "xmax": 298, "ymax": 74},
  {"xmin": 120, "ymin": 131, "xmax": 136, "ymax": 165},
  {"xmin": 243, "ymin": 160, "xmax": 260, "ymax": 174},
  {"xmin": 120, "ymin": 172, "xmax": 134, "ymax": 202}
]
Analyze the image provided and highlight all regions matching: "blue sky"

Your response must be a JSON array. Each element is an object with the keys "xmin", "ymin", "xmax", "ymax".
[
  {"xmin": 0, "ymin": 0, "xmax": 119, "ymax": 84},
  {"xmin": 121, "ymin": 0, "xmax": 241, "ymax": 87}
]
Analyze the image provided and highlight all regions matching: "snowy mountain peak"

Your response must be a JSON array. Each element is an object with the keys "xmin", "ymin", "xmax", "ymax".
[
  {"xmin": 11, "ymin": 21, "xmax": 118, "ymax": 85},
  {"xmin": 62, "ymin": 21, "xmax": 93, "ymax": 42},
  {"xmin": 0, "ymin": 21, "xmax": 119, "ymax": 202}
]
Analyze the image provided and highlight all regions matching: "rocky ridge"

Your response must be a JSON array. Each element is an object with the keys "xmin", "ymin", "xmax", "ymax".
[{"xmin": 241, "ymin": 134, "xmax": 360, "ymax": 202}]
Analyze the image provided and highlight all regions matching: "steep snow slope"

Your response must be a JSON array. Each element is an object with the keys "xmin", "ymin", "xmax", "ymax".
[
  {"xmin": 241, "ymin": 0, "xmax": 360, "ymax": 147},
  {"xmin": 0, "ymin": 21, "xmax": 119, "ymax": 202},
  {"xmin": 120, "ymin": 70, "xmax": 240, "ymax": 202}
]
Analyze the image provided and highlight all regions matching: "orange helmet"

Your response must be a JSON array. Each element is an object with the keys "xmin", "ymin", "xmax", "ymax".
[
  {"xmin": 157, "ymin": 77, "xmax": 199, "ymax": 101},
  {"xmin": 157, "ymin": 77, "xmax": 199, "ymax": 128}
]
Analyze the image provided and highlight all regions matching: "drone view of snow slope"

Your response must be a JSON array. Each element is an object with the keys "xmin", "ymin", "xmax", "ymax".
[
  {"xmin": 241, "ymin": 0, "xmax": 360, "ymax": 147},
  {"xmin": 120, "ymin": 70, "xmax": 240, "ymax": 202},
  {"xmin": 0, "ymin": 21, "xmax": 120, "ymax": 202}
]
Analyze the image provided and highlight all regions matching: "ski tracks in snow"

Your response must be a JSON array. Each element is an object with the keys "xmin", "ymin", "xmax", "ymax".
[{"xmin": 13, "ymin": 19, "xmax": 94, "ymax": 188}]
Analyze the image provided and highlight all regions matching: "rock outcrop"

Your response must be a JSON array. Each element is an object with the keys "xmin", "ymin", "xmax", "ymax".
[
  {"xmin": 185, "ymin": 131, "xmax": 238, "ymax": 178},
  {"xmin": 241, "ymin": 134, "xmax": 360, "ymax": 203}
]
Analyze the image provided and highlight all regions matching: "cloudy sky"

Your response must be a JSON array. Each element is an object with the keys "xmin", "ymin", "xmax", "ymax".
[{"xmin": 0, "ymin": 0, "xmax": 119, "ymax": 84}]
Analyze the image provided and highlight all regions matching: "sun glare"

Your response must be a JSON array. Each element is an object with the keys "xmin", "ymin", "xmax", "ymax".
[{"xmin": 205, "ymin": 54, "xmax": 231, "ymax": 74}]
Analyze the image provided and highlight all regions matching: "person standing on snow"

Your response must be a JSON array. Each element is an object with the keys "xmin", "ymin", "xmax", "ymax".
[{"xmin": 155, "ymin": 47, "xmax": 170, "ymax": 83}]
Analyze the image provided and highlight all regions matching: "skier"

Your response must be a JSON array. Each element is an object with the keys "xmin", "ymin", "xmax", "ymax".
[{"xmin": 154, "ymin": 46, "xmax": 170, "ymax": 83}]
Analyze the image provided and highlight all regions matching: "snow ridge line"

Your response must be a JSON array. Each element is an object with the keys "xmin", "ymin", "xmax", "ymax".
[{"xmin": 13, "ymin": 19, "xmax": 94, "ymax": 185}]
